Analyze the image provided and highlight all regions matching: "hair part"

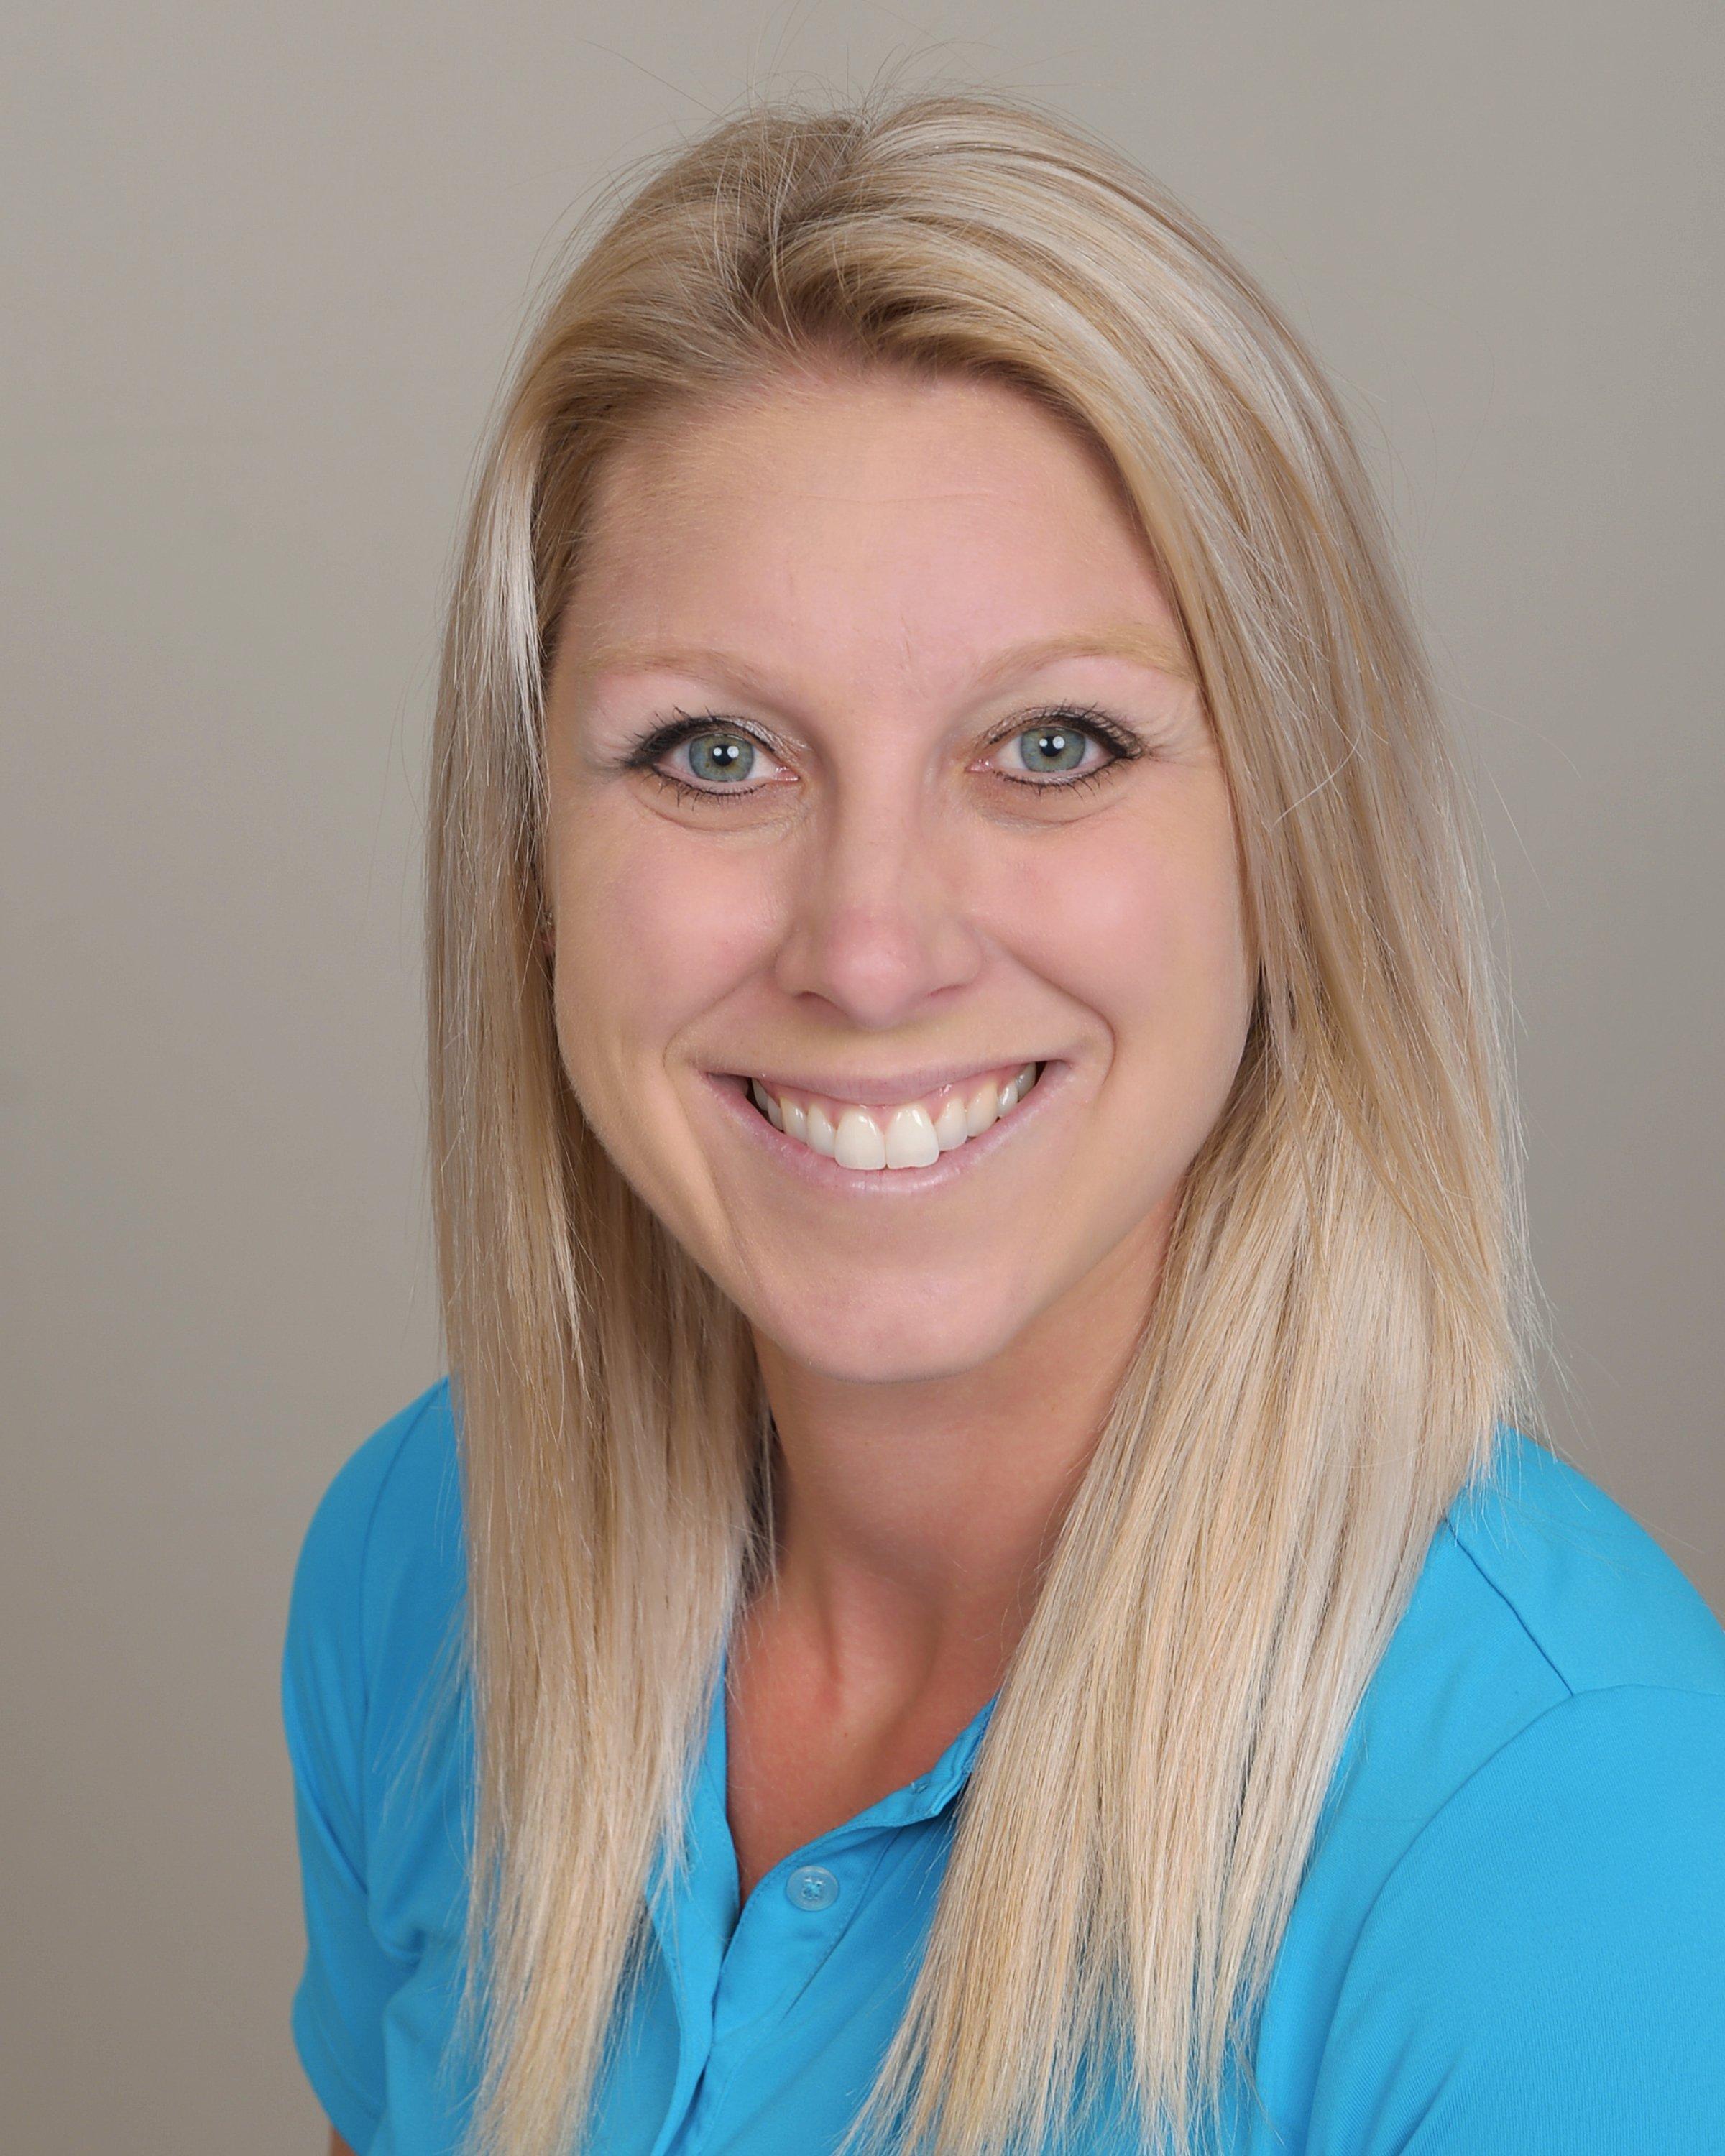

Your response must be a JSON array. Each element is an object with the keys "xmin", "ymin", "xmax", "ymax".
[{"xmin": 423, "ymin": 73, "xmax": 1545, "ymax": 2156}]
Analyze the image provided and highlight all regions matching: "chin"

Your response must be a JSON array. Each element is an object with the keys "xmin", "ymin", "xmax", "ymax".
[{"xmin": 746, "ymin": 1271, "xmax": 1034, "ymax": 1386}]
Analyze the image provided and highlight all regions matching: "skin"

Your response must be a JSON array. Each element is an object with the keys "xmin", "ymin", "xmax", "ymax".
[
  {"xmin": 535, "ymin": 362, "xmax": 1258, "ymax": 1897},
  {"xmin": 321, "ymin": 363, "xmax": 1256, "ymax": 2149}
]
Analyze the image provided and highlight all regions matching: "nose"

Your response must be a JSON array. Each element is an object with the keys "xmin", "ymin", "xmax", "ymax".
[{"xmin": 770, "ymin": 789, "xmax": 985, "ymax": 1029}]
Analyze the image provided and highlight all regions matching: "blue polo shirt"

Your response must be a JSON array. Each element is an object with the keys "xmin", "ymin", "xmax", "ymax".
[{"xmin": 282, "ymin": 1379, "xmax": 1725, "ymax": 2154}]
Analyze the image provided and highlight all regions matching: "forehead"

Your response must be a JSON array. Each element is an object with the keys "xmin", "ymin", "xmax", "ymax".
[
  {"xmin": 589, "ymin": 364, "xmax": 1120, "ymax": 506},
  {"xmin": 558, "ymin": 368, "xmax": 1190, "ymax": 700}
]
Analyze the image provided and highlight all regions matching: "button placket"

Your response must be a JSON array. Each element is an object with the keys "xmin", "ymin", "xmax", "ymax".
[
  {"xmin": 706, "ymin": 1828, "xmax": 888, "ymax": 2049},
  {"xmin": 656, "ymin": 1645, "xmax": 1003, "ymax": 2152},
  {"xmin": 676, "ymin": 1832, "xmax": 891, "ymax": 2150}
]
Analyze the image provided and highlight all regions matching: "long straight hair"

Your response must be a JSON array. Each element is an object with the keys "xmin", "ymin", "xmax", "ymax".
[{"xmin": 425, "ymin": 80, "xmax": 1542, "ymax": 2156}]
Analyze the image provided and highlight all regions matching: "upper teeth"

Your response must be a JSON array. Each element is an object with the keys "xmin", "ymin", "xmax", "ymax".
[{"xmin": 748, "ymin": 1063, "xmax": 1041, "ymax": 1171}]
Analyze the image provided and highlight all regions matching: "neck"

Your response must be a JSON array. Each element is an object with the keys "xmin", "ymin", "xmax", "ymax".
[{"xmin": 746, "ymin": 1199, "xmax": 1172, "ymax": 1708}]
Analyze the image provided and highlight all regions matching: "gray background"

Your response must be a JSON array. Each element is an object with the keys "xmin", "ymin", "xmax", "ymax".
[{"xmin": 4, "ymin": 3, "xmax": 1719, "ymax": 2148}]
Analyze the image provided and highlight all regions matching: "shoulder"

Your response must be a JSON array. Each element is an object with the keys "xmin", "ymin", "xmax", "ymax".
[
  {"xmin": 1264, "ymin": 1427, "xmax": 1725, "ymax": 2150},
  {"xmin": 283, "ymin": 1376, "xmax": 466, "ymax": 1771},
  {"xmin": 281, "ymin": 1381, "xmax": 472, "ymax": 2134},
  {"xmin": 291, "ymin": 1374, "xmax": 462, "ymax": 1600},
  {"xmin": 1372, "ymin": 1418, "xmax": 1725, "ymax": 1915},
  {"xmin": 1440, "ymin": 1422, "xmax": 1725, "ymax": 1700},
  {"xmin": 1320, "ymin": 1424, "xmax": 1725, "ymax": 1860},
  {"xmin": 1300, "ymin": 1674, "xmax": 1725, "ymax": 2151}
]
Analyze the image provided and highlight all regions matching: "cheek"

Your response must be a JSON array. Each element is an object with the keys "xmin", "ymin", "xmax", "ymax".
[
  {"xmin": 550, "ymin": 818, "xmax": 773, "ymax": 1082},
  {"xmin": 1002, "ymin": 791, "xmax": 1252, "ymax": 1056}
]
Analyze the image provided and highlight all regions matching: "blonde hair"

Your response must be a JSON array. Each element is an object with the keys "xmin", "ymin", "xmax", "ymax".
[{"xmin": 425, "ymin": 78, "xmax": 1542, "ymax": 2156}]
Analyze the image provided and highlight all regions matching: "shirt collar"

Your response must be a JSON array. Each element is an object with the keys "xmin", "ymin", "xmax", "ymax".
[
  {"xmin": 648, "ymin": 1633, "xmax": 1002, "ymax": 1941},
  {"xmin": 696, "ymin": 1632, "xmax": 1001, "ymax": 1832}
]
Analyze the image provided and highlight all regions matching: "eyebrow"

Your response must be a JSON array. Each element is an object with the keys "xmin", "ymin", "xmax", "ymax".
[{"xmin": 561, "ymin": 624, "xmax": 1197, "ymax": 699}]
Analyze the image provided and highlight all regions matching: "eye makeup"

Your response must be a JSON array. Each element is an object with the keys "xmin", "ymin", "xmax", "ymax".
[{"xmin": 615, "ymin": 701, "xmax": 1151, "ymax": 806}]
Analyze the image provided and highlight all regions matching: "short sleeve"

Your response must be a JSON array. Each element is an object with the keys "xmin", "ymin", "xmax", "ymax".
[
  {"xmin": 1307, "ymin": 1683, "xmax": 1725, "ymax": 2154},
  {"xmin": 281, "ymin": 1429, "xmax": 418, "ymax": 2152}
]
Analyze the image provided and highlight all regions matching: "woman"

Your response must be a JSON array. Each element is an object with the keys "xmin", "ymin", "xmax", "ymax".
[{"xmin": 282, "ymin": 85, "xmax": 1725, "ymax": 2156}]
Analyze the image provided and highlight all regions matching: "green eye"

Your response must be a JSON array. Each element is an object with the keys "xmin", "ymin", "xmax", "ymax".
[
  {"xmin": 622, "ymin": 701, "xmax": 1141, "ymax": 806},
  {"xmin": 1014, "ymin": 725, "xmax": 1090, "ymax": 774},
  {"xmin": 685, "ymin": 732, "xmax": 755, "ymax": 783},
  {"xmin": 983, "ymin": 706, "xmax": 1146, "ymax": 796}
]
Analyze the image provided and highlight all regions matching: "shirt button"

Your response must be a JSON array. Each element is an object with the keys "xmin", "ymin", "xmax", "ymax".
[{"xmin": 785, "ymin": 1864, "xmax": 840, "ymax": 1911}]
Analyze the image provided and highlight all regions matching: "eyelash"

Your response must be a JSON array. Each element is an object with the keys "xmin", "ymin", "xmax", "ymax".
[{"xmin": 620, "ymin": 703, "xmax": 1146, "ymax": 806}]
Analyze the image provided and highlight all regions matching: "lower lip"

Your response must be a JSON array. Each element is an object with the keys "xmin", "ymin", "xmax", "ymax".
[{"xmin": 699, "ymin": 1062, "xmax": 1068, "ymax": 1197}]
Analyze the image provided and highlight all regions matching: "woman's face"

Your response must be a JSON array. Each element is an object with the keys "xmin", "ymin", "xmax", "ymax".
[{"xmin": 543, "ymin": 365, "xmax": 1256, "ymax": 1383}]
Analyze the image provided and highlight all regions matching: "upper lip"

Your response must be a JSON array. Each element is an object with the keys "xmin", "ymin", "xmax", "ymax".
[{"xmin": 720, "ymin": 1058, "xmax": 1047, "ymax": 1107}]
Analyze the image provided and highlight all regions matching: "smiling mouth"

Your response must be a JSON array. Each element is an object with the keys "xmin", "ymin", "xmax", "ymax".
[{"xmin": 732, "ymin": 1061, "xmax": 1044, "ymax": 1172}]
